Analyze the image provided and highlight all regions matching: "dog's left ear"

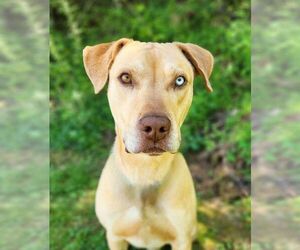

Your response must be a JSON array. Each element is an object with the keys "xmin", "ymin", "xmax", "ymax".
[
  {"xmin": 174, "ymin": 42, "xmax": 214, "ymax": 92},
  {"xmin": 83, "ymin": 38, "xmax": 133, "ymax": 94}
]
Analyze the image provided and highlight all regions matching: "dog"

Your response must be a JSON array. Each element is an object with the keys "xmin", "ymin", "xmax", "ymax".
[{"xmin": 83, "ymin": 38, "xmax": 214, "ymax": 250}]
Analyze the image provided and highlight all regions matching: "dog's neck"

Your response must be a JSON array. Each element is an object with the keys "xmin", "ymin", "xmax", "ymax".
[{"xmin": 113, "ymin": 134, "xmax": 175, "ymax": 186}]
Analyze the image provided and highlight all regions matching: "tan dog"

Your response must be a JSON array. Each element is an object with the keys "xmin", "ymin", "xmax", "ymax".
[{"xmin": 83, "ymin": 38, "xmax": 213, "ymax": 250}]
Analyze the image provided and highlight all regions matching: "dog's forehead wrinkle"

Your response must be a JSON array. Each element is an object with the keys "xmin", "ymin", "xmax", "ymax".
[
  {"xmin": 119, "ymin": 43, "xmax": 180, "ymax": 67},
  {"xmin": 143, "ymin": 43, "xmax": 155, "ymax": 50},
  {"xmin": 139, "ymin": 42, "xmax": 174, "ymax": 54},
  {"xmin": 165, "ymin": 63, "xmax": 184, "ymax": 73}
]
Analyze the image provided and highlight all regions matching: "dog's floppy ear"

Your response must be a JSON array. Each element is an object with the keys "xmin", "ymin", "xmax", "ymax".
[
  {"xmin": 83, "ymin": 38, "xmax": 133, "ymax": 94},
  {"xmin": 174, "ymin": 42, "xmax": 214, "ymax": 92}
]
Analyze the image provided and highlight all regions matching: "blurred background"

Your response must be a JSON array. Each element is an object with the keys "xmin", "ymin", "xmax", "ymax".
[
  {"xmin": 1, "ymin": 1, "xmax": 49, "ymax": 250},
  {"xmin": 252, "ymin": 0, "xmax": 300, "ymax": 249},
  {"xmin": 50, "ymin": 0, "xmax": 250, "ymax": 249}
]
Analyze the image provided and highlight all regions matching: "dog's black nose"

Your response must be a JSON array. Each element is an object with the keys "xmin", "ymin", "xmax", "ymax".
[{"xmin": 139, "ymin": 115, "xmax": 171, "ymax": 142}]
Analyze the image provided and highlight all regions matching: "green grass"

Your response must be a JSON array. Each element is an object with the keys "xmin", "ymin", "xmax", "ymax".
[
  {"xmin": 50, "ymin": 0, "xmax": 251, "ymax": 249},
  {"xmin": 50, "ymin": 155, "xmax": 108, "ymax": 250}
]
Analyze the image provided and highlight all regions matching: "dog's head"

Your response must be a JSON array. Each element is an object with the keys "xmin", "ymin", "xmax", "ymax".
[{"xmin": 83, "ymin": 38, "xmax": 214, "ymax": 156}]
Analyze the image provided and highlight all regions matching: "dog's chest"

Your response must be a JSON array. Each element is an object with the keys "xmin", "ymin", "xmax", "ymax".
[{"xmin": 113, "ymin": 186, "xmax": 175, "ymax": 248}]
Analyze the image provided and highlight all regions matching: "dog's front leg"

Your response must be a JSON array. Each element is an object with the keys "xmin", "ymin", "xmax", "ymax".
[{"xmin": 107, "ymin": 234, "xmax": 128, "ymax": 250}]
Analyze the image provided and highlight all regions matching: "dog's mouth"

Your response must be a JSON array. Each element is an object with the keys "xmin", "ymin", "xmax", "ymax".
[
  {"xmin": 142, "ymin": 147, "xmax": 166, "ymax": 156},
  {"xmin": 125, "ymin": 146, "xmax": 166, "ymax": 156}
]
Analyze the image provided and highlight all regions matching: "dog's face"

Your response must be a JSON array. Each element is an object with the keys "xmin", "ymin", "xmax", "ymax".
[{"xmin": 83, "ymin": 39, "xmax": 213, "ymax": 155}]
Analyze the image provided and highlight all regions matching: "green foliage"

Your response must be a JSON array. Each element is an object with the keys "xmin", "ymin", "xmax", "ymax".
[{"xmin": 50, "ymin": 0, "xmax": 250, "ymax": 249}]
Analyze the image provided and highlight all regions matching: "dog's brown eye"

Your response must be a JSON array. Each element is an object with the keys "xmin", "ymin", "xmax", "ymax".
[{"xmin": 119, "ymin": 73, "xmax": 132, "ymax": 84}]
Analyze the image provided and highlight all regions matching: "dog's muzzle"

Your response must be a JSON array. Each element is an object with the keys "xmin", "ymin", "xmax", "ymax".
[{"xmin": 125, "ymin": 114, "xmax": 172, "ymax": 155}]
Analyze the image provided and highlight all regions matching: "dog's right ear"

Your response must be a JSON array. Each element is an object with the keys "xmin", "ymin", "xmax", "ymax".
[
  {"xmin": 83, "ymin": 38, "xmax": 133, "ymax": 94},
  {"xmin": 174, "ymin": 42, "xmax": 214, "ymax": 92}
]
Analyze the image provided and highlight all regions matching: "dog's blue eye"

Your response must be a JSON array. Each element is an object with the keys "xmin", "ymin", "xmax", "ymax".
[{"xmin": 175, "ymin": 76, "xmax": 186, "ymax": 87}]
